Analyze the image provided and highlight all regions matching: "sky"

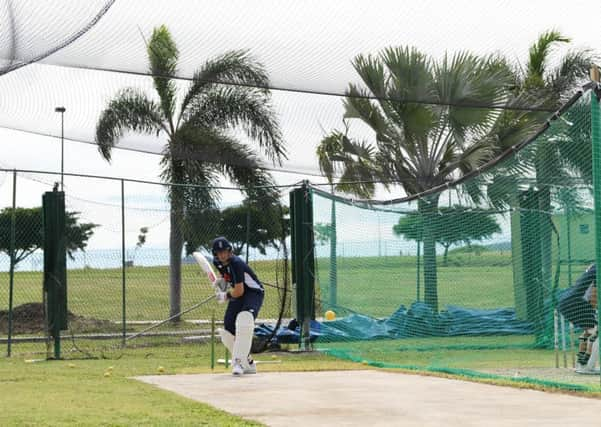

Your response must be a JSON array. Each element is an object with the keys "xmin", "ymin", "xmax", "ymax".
[{"xmin": 0, "ymin": 0, "xmax": 598, "ymax": 251}]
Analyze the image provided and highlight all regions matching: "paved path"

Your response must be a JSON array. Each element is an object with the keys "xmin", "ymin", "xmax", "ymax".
[{"xmin": 136, "ymin": 370, "xmax": 601, "ymax": 426}]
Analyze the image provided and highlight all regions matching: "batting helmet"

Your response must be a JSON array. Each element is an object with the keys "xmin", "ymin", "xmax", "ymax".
[{"xmin": 212, "ymin": 237, "xmax": 233, "ymax": 255}]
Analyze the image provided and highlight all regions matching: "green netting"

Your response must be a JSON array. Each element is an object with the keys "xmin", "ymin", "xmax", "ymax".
[
  {"xmin": 0, "ymin": 173, "xmax": 291, "ymax": 360},
  {"xmin": 308, "ymin": 88, "xmax": 601, "ymax": 388}
]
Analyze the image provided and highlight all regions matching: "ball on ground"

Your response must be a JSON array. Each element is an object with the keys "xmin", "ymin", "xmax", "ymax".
[
  {"xmin": 157, "ymin": 366, "xmax": 165, "ymax": 373},
  {"xmin": 325, "ymin": 310, "xmax": 336, "ymax": 321}
]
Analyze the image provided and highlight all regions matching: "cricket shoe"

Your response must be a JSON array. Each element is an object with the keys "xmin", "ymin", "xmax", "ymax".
[
  {"xmin": 244, "ymin": 358, "xmax": 257, "ymax": 374},
  {"xmin": 231, "ymin": 359, "xmax": 244, "ymax": 376},
  {"xmin": 575, "ymin": 366, "xmax": 600, "ymax": 375}
]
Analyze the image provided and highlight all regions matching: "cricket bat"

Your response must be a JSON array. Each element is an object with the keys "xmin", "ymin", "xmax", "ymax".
[{"xmin": 192, "ymin": 252, "xmax": 217, "ymax": 285}]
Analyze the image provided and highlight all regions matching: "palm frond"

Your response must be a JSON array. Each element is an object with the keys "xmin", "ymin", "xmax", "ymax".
[
  {"xmin": 95, "ymin": 88, "xmax": 164, "ymax": 161},
  {"xmin": 169, "ymin": 124, "xmax": 260, "ymax": 170},
  {"xmin": 185, "ymin": 86, "xmax": 285, "ymax": 164},
  {"xmin": 179, "ymin": 50, "xmax": 270, "ymax": 122},
  {"xmin": 547, "ymin": 50, "xmax": 596, "ymax": 101},
  {"xmin": 147, "ymin": 25, "xmax": 179, "ymax": 130},
  {"xmin": 316, "ymin": 131, "xmax": 345, "ymax": 182},
  {"xmin": 526, "ymin": 29, "xmax": 569, "ymax": 88}
]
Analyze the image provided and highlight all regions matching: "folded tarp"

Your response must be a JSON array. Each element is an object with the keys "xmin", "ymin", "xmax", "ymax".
[{"xmin": 255, "ymin": 302, "xmax": 534, "ymax": 344}]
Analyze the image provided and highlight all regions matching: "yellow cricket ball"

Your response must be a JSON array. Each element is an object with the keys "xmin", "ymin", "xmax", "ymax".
[
  {"xmin": 325, "ymin": 310, "xmax": 336, "ymax": 321},
  {"xmin": 104, "ymin": 371, "xmax": 112, "ymax": 377},
  {"xmin": 157, "ymin": 366, "xmax": 165, "ymax": 373},
  {"xmin": 68, "ymin": 363, "xmax": 76, "ymax": 369}
]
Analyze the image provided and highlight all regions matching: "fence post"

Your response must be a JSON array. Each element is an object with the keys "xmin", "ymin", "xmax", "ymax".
[
  {"xmin": 43, "ymin": 187, "xmax": 67, "ymax": 359},
  {"xmin": 590, "ymin": 80, "xmax": 601, "ymax": 385},
  {"xmin": 121, "ymin": 179, "xmax": 126, "ymax": 345},
  {"xmin": 7, "ymin": 170, "xmax": 16, "ymax": 357},
  {"xmin": 245, "ymin": 202, "xmax": 251, "ymax": 263},
  {"xmin": 329, "ymin": 195, "xmax": 337, "ymax": 307},
  {"xmin": 290, "ymin": 182, "xmax": 315, "ymax": 350}
]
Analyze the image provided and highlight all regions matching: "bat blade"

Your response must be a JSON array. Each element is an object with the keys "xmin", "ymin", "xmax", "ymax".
[{"xmin": 192, "ymin": 252, "xmax": 217, "ymax": 284}]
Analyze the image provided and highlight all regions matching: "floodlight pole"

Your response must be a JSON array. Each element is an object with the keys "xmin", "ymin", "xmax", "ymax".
[{"xmin": 55, "ymin": 107, "xmax": 66, "ymax": 190}]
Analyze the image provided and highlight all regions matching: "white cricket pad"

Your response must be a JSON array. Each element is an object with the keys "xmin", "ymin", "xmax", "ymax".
[
  {"xmin": 219, "ymin": 328, "xmax": 234, "ymax": 354},
  {"xmin": 233, "ymin": 311, "xmax": 254, "ymax": 366},
  {"xmin": 586, "ymin": 337, "xmax": 599, "ymax": 370}
]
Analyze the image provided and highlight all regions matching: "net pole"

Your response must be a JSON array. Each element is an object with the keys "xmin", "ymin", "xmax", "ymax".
[
  {"xmin": 416, "ymin": 240, "xmax": 421, "ymax": 301},
  {"xmin": 210, "ymin": 311, "xmax": 215, "ymax": 370},
  {"xmin": 121, "ymin": 179, "xmax": 126, "ymax": 346},
  {"xmin": 591, "ymin": 83, "xmax": 601, "ymax": 385},
  {"xmin": 553, "ymin": 309, "xmax": 559, "ymax": 368},
  {"xmin": 560, "ymin": 314, "xmax": 567, "ymax": 368},
  {"xmin": 7, "ymin": 170, "xmax": 16, "ymax": 357}
]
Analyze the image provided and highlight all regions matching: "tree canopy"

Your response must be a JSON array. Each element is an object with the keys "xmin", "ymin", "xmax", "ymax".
[{"xmin": 0, "ymin": 207, "xmax": 97, "ymax": 265}]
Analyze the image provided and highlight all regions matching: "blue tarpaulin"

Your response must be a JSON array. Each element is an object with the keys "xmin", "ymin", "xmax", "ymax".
[{"xmin": 255, "ymin": 302, "xmax": 534, "ymax": 344}]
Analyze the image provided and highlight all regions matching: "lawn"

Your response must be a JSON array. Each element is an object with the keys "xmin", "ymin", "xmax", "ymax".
[
  {"xmin": 2, "ymin": 252, "xmax": 597, "ymax": 423},
  {"xmin": 0, "ymin": 343, "xmax": 362, "ymax": 427},
  {"xmin": 1, "ymin": 338, "xmax": 600, "ymax": 426}
]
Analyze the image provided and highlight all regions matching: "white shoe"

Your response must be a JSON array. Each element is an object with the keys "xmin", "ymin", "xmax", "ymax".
[
  {"xmin": 243, "ymin": 358, "xmax": 257, "ymax": 374},
  {"xmin": 232, "ymin": 360, "xmax": 244, "ymax": 376},
  {"xmin": 575, "ymin": 366, "xmax": 600, "ymax": 375}
]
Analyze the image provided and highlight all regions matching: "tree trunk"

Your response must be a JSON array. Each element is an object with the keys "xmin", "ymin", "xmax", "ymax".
[
  {"xmin": 169, "ymin": 166, "xmax": 185, "ymax": 322},
  {"xmin": 419, "ymin": 197, "xmax": 439, "ymax": 312}
]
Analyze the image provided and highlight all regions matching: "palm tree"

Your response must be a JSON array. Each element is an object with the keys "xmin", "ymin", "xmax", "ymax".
[
  {"xmin": 510, "ymin": 30, "xmax": 595, "ymax": 302},
  {"xmin": 316, "ymin": 47, "xmax": 529, "ymax": 312},
  {"xmin": 95, "ymin": 26, "xmax": 285, "ymax": 320}
]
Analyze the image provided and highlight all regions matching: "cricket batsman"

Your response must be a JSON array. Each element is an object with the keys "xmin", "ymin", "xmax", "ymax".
[
  {"xmin": 558, "ymin": 264, "xmax": 598, "ymax": 372},
  {"xmin": 211, "ymin": 236, "xmax": 264, "ymax": 375}
]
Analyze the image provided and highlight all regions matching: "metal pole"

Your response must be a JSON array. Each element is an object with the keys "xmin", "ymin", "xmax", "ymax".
[
  {"xmin": 55, "ymin": 107, "xmax": 66, "ymax": 191},
  {"xmin": 590, "ymin": 85, "xmax": 601, "ymax": 385},
  {"xmin": 566, "ymin": 210, "xmax": 573, "ymax": 285},
  {"xmin": 416, "ymin": 240, "xmax": 421, "ymax": 302},
  {"xmin": 121, "ymin": 179, "xmax": 126, "ymax": 345},
  {"xmin": 553, "ymin": 309, "xmax": 559, "ymax": 368},
  {"xmin": 245, "ymin": 203, "xmax": 251, "ymax": 263},
  {"xmin": 560, "ymin": 314, "xmax": 567, "ymax": 368},
  {"xmin": 61, "ymin": 112, "xmax": 64, "ymax": 190},
  {"xmin": 210, "ymin": 311, "xmax": 215, "ymax": 370},
  {"xmin": 7, "ymin": 170, "xmax": 16, "ymax": 356},
  {"xmin": 329, "ymin": 193, "xmax": 337, "ymax": 307}
]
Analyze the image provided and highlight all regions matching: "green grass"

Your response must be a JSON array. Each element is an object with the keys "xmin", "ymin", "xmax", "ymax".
[
  {"xmin": 3, "ymin": 254, "xmax": 589, "ymax": 323},
  {"xmin": 0, "ymin": 344, "xmax": 363, "ymax": 426},
  {"xmin": 2, "ymin": 260, "xmax": 290, "ymax": 324},
  {"xmin": 2, "ymin": 253, "xmax": 599, "ymax": 425},
  {"xmin": 315, "ymin": 254, "xmax": 590, "ymax": 317},
  {"xmin": 321, "ymin": 335, "xmax": 544, "ymax": 368},
  {"xmin": 1, "ymin": 339, "xmax": 600, "ymax": 426}
]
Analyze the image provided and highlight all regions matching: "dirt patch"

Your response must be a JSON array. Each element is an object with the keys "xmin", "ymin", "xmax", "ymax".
[{"xmin": 0, "ymin": 302, "xmax": 119, "ymax": 335}]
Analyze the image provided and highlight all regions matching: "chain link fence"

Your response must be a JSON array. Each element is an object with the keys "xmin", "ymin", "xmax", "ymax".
[{"xmin": 0, "ymin": 169, "xmax": 291, "ymax": 360}]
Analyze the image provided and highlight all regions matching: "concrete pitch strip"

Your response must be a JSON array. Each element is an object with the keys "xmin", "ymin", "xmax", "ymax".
[{"xmin": 136, "ymin": 370, "xmax": 601, "ymax": 426}]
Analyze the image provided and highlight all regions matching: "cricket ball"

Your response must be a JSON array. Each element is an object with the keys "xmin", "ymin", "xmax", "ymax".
[{"xmin": 325, "ymin": 310, "xmax": 336, "ymax": 321}]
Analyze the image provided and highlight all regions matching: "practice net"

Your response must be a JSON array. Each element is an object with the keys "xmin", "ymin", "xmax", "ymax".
[{"xmin": 302, "ymin": 88, "xmax": 600, "ymax": 389}]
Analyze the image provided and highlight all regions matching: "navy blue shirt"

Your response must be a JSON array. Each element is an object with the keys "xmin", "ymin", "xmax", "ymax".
[
  {"xmin": 213, "ymin": 255, "xmax": 264, "ymax": 293},
  {"xmin": 563, "ymin": 264, "xmax": 596, "ymax": 301}
]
